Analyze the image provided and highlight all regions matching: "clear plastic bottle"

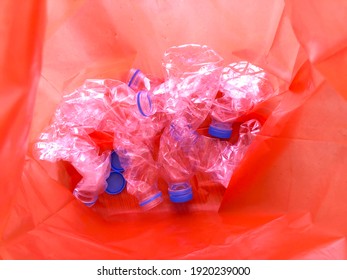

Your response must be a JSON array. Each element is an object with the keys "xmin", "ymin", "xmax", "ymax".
[
  {"xmin": 137, "ymin": 44, "xmax": 224, "ymax": 130},
  {"xmin": 195, "ymin": 119, "xmax": 262, "ymax": 188},
  {"xmin": 54, "ymin": 79, "xmax": 115, "ymax": 133},
  {"xmin": 209, "ymin": 61, "xmax": 275, "ymax": 139},
  {"xmin": 115, "ymin": 141, "xmax": 163, "ymax": 210},
  {"xmin": 109, "ymin": 82, "xmax": 163, "ymax": 209},
  {"xmin": 72, "ymin": 149, "xmax": 111, "ymax": 206},
  {"xmin": 158, "ymin": 117, "xmax": 199, "ymax": 203},
  {"xmin": 132, "ymin": 43, "xmax": 225, "ymax": 181},
  {"xmin": 154, "ymin": 44, "xmax": 224, "ymax": 202},
  {"xmin": 126, "ymin": 68, "xmax": 171, "ymax": 140},
  {"xmin": 161, "ymin": 44, "xmax": 224, "ymax": 130},
  {"xmin": 33, "ymin": 125, "xmax": 111, "ymax": 206},
  {"xmin": 195, "ymin": 135, "xmax": 237, "ymax": 188}
]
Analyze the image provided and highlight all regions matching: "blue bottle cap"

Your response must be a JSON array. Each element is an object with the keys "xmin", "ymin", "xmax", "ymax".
[
  {"xmin": 170, "ymin": 192, "xmax": 193, "ymax": 203},
  {"xmin": 110, "ymin": 151, "xmax": 124, "ymax": 172},
  {"xmin": 105, "ymin": 171, "xmax": 126, "ymax": 195},
  {"xmin": 168, "ymin": 183, "xmax": 193, "ymax": 203},
  {"xmin": 208, "ymin": 125, "xmax": 232, "ymax": 139}
]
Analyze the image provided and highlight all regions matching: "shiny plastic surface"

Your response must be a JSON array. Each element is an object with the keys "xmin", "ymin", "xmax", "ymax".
[
  {"xmin": 209, "ymin": 62, "xmax": 276, "ymax": 138},
  {"xmin": 33, "ymin": 81, "xmax": 113, "ymax": 205},
  {"xmin": 110, "ymin": 83, "xmax": 163, "ymax": 209},
  {"xmin": 161, "ymin": 44, "xmax": 223, "ymax": 129},
  {"xmin": 115, "ymin": 140, "xmax": 163, "ymax": 210},
  {"xmin": 158, "ymin": 117, "xmax": 198, "ymax": 202},
  {"xmin": 127, "ymin": 68, "xmax": 162, "ymax": 93},
  {"xmin": 195, "ymin": 119, "xmax": 261, "ymax": 188},
  {"xmin": 1, "ymin": 0, "xmax": 347, "ymax": 260}
]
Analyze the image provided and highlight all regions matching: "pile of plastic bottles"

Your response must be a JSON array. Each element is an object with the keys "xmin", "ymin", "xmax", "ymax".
[{"xmin": 33, "ymin": 44, "xmax": 278, "ymax": 210}]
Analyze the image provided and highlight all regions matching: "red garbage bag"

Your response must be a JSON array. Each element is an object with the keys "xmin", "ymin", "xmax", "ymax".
[{"xmin": 0, "ymin": 0, "xmax": 346, "ymax": 259}]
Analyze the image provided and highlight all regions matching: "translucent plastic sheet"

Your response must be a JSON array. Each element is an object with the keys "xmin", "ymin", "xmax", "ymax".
[{"xmin": 1, "ymin": 0, "xmax": 346, "ymax": 259}]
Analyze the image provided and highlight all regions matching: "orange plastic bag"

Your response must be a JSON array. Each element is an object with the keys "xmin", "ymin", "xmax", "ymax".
[{"xmin": 1, "ymin": 0, "xmax": 346, "ymax": 259}]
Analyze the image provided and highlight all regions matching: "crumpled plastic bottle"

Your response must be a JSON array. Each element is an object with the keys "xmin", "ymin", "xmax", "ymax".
[
  {"xmin": 195, "ymin": 135, "xmax": 236, "ymax": 188},
  {"xmin": 161, "ymin": 44, "xmax": 224, "ymax": 130},
  {"xmin": 209, "ymin": 61, "xmax": 275, "ymax": 139},
  {"xmin": 158, "ymin": 117, "xmax": 199, "ymax": 203},
  {"xmin": 155, "ymin": 44, "xmax": 224, "ymax": 202},
  {"xmin": 108, "ymin": 81, "xmax": 164, "ymax": 209},
  {"xmin": 158, "ymin": 118, "xmax": 262, "ymax": 196},
  {"xmin": 136, "ymin": 44, "xmax": 224, "ymax": 128},
  {"xmin": 197, "ymin": 119, "xmax": 262, "ymax": 188},
  {"xmin": 115, "ymin": 140, "xmax": 163, "ymax": 210},
  {"xmin": 126, "ymin": 68, "xmax": 174, "ymax": 146},
  {"xmin": 33, "ymin": 124, "xmax": 111, "ymax": 206},
  {"xmin": 72, "ymin": 149, "xmax": 111, "ymax": 206},
  {"xmin": 33, "ymin": 80, "xmax": 117, "ymax": 206}
]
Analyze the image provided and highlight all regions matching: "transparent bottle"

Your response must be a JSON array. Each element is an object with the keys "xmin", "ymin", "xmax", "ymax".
[
  {"xmin": 133, "ymin": 44, "xmax": 223, "ymax": 136},
  {"xmin": 138, "ymin": 44, "xmax": 224, "ymax": 130},
  {"xmin": 161, "ymin": 44, "xmax": 224, "ymax": 130},
  {"xmin": 109, "ymin": 82, "xmax": 163, "ymax": 209},
  {"xmin": 209, "ymin": 61, "xmax": 274, "ymax": 139},
  {"xmin": 72, "ymin": 149, "xmax": 111, "ymax": 206},
  {"xmin": 196, "ymin": 119, "xmax": 262, "ymax": 188},
  {"xmin": 33, "ymin": 124, "xmax": 111, "ymax": 206},
  {"xmin": 195, "ymin": 135, "xmax": 236, "ymax": 188},
  {"xmin": 115, "ymin": 142, "xmax": 163, "ymax": 210},
  {"xmin": 158, "ymin": 117, "xmax": 199, "ymax": 203}
]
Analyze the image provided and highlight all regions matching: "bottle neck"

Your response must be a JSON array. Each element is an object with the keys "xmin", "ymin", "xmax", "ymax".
[
  {"xmin": 137, "ymin": 90, "xmax": 154, "ymax": 117},
  {"xmin": 168, "ymin": 182, "xmax": 193, "ymax": 203}
]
